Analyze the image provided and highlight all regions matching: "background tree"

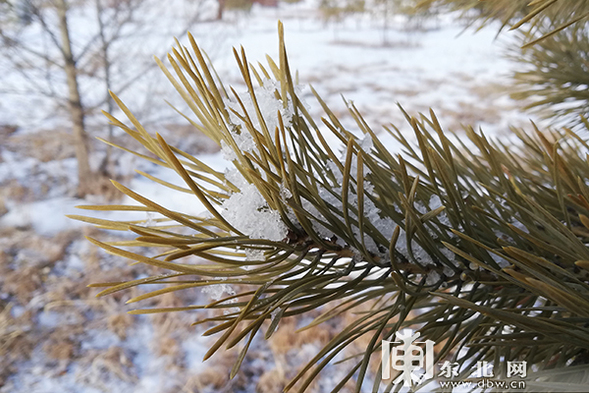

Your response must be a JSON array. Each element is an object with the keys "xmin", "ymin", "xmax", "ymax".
[
  {"xmin": 373, "ymin": 0, "xmax": 415, "ymax": 44},
  {"xmin": 1, "ymin": 0, "xmax": 94, "ymax": 195},
  {"xmin": 0, "ymin": 0, "xmax": 209, "ymax": 196},
  {"xmin": 73, "ymin": 6, "xmax": 589, "ymax": 393}
]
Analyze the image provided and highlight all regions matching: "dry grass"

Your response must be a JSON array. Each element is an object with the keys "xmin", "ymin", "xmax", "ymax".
[
  {"xmin": 0, "ymin": 303, "xmax": 34, "ymax": 386},
  {"xmin": 0, "ymin": 154, "xmax": 431, "ymax": 392},
  {"xmin": 107, "ymin": 313, "xmax": 134, "ymax": 340},
  {"xmin": 77, "ymin": 346, "xmax": 138, "ymax": 390},
  {"xmin": 443, "ymin": 101, "xmax": 502, "ymax": 130},
  {"xmin": 0, "ymin": 119, "xmax": 358, "ymax": 392},
  {"xmin": 182, "ymin": 367, "xmax": 227, "ymax": 392},
  {"xmin": 0, "ymin": 225, "xmax": 150, "ymax": 390},
  {"xmin": 42, "ymin": 327, "xmax": 80, "ymax": 363},
  {"xmin": 1, "ymin": 179, "xmax": 44, "ymax": 206},
  {"xmin": 3, "ymin": 129, "xmax": 76, "ymax": 163},
  {"xmin": 83, "ymin": 174, "xmax": 126, "ymax": 201},
  {"xmin": 257, "ymin": 367, "xmax": 286, "ymax": 393}
]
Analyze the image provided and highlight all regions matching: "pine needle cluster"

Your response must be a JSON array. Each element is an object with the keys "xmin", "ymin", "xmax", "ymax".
[
  {"xmin": 418, "ymin": 0, "xmax": 589, "ymax": 128},
  {"xmin": 72, "ymin": 12, "xmax": 589, "ymax": 393}
]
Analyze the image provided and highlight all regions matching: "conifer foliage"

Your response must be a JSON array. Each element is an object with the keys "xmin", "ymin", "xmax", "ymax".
[
  {"xmin": 72, "ymin": 8, "xmax": 589, "ymax": 392},
  {"xmin": 419, "ymin": 0, "xmax": 589, "ymax": 127}
]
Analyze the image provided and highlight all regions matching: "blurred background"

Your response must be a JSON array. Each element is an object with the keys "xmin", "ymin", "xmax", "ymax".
[{"xmin": 0, "ymin": 0, "xmax": 538, "ymax": 392}]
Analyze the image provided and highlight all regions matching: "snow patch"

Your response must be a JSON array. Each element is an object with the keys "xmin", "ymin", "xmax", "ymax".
[{"xmin": 220, "ymin": 182, "xmax": 288, "ymax": 241}]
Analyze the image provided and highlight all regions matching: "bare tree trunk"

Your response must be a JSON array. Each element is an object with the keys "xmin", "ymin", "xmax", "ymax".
[
  {"xmin": 56, "ymin": 0, "xmax": 93, "ymax": 196},
  {"xmin": 217, "ymin": 0, "xmax": 225, "ymax": 20},
  {"xmin": 95, "ymin": 0, "xmax": 115, "ymax": 176}
]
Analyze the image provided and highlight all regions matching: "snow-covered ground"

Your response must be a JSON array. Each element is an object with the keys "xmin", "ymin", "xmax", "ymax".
[{"xmin": 0, "ymin": 1, "xmax": 539, "ymax": 392}]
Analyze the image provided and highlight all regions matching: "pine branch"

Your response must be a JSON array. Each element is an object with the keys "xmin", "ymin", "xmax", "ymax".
[{"xmin": 73, "ymin": 21, "xmax": 589, "ymax": 391}]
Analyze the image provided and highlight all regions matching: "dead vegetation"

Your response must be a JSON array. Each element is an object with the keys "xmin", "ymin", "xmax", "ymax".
[
  {"xmin": 0, "ymin": 183, "xmax": 363, "ymax": 392},
  {"xmin": 0, "ymin": 219, "xmax": 385, "ymax": 392}
]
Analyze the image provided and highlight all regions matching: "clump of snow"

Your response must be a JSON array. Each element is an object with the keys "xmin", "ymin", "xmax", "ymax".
[
  {"xmin": 221, "ymin": 139, "xmax": 238, "ymax": 161},
  {"xmin": 410, "ymin": 240, "xmax": 434, "ymax": 266},
  {"xmin": 200, "ymin": 283, "xmax": 240, "ymax": 315},
  {"xmin": 144, "ymin": 211, "xmax": 155, "ymax": 227},
  {"xmin": 429, "ymin": 195, "xmax": 442, "ymax": 210},
  {"xmin": 327, "ymin": 161, "xmax": 343, "ymax": 183},
  {"xmin": 202, "ymin": 282, "xmax": 236, "ymax": 301},
  {"xmin": 439, "ymin": 247, "xmax": 456, "ymax": 264},
  {"xmin": 360, "ymin": 134, "xmax": 373, "ymax": 152},
  {"xmin": 426, "ymin": 270, "xmax": 441, "ymax": 285},
  {"xmin": 313, "ymin": 146, "xmax": 399, "ymax": 259},
  {"xmin": 220, "ymin": 132, "xmax": 255, "ymax": 161},
  {"xmin": 224, "ymin": 168, "xmax": 247, "ymax": 188},
  {"xmin": 222, "ymin": 78, "xmax": 300, "ymax": 164},
  {"xmin": 220, "ymin": 182, "xmax": 288, "ymax": 241},
  {"xmin": 245, "ymin": 248, "xmax": 265, "ymax": 261},
  {"xmin": 414, "ymin": 202, "xmax": 425, "ymax": 214},
  {"xmin": 437, "ymin": 210, "xmax": 452, "ymax": 227},
  {"xmin": 393, "ymin": 228, "xmax": 446, "ymax": 268},
  {"xmin": 226, "ymin": 79, "xmax": 295, "ymax": 139},
  {"xmin": 279, "ymin": 183, "xmax": 292, "ymax": 200},
  {"xmin": 442, "ymin": 264, "xmax": 456, "ymax": 277}
]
